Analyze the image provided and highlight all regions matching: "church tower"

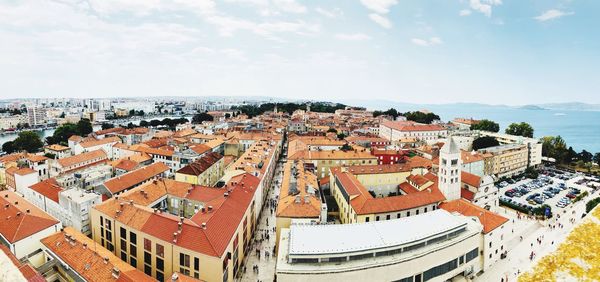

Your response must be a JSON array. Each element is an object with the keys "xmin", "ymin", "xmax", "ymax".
[{"xmin": 438, "ymin": 136, "xmax": 462, "ymax": 201}]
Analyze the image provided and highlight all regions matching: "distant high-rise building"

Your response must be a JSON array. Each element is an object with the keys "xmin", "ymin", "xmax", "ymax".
[
  {"xmin": 438, "ymin": 137, "xmax": 462, "ymax": 201},
  {"xmin": 27, "ymin": 106, "xmax": 46, "ymax": 127}
]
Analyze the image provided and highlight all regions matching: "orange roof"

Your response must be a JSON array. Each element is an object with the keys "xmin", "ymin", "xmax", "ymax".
[
  {"xmin": 190, "ymin": 144, "xmax": 212, "ymax": 155},
  {"xmin": 381, "ymin": 120, "xmax": 445, "ymax": 132},
  {"xmin": 347, "ymin": 163, "xmax": 411, "ymax": 175},
  {"xmin": 405, "ymin": 156, "xmax": 433, "ymax": 169},
  {"xmin": 94, "ymin": 127, "xmax": 124, "ymax": 136},
  {"xmin": 439, "ymin": 199, "xmax": 508, "ymax": 234},
  {"xmin": 174, "ymin": 128, "xmax": 196, "ymax": 138},
  {"xmin": 276, "ymin": 161, "xmax": 321, "ymax": 218},
  {"xmin": 103, "ymin": 162, "xmax": 169, "ymax": 194},
  {"xmin": 134, "ymin": 146, "xmax": 174, "ymax": 157},
  {"xmin": 79, "ymin": 136, "xmax": 121, "ymax": 148},
  {"xmin": 45, "ymin": 144, "xmax": 70, "ymax": 151},
  {"xmin": 0, "ymin": 191, "xmax": 60, "ymax": 243},
  {"xmin": 113, "ymin": 159, "xmax": 139, "ymax": 172},
  {"xmin": 461, "ymin": 189, "xmax": 475, "ymax": 201},
  {"xmin": 57, "ymin": 149, "xmax": 107, "ymax": 168},
  {"xmin": 41, "ymin": 227, "xmax": 154, "ymax": 282},
  {"xmin": 461, "ymin": 171, "xmax": 482, "ymax": 188},
  {"xmin": 68, "ymin": 135, "xmax": 83, "ymax": 142},
  {"xmin": 13, "ymin": 167, "xmax": 36, "ymax": 176},
  {"xmin": 461, "ymin": 150, "xmax": 485, "ymax": 164},
  {"xmin": 288, "ymin": 148, "xmax": 376, "ymax": 161},
  {"xmin": 26, "ymin": 154, "xmax": 48, "ymax": 162},
  {"xmin": 333, "ymin": 170, "xmax": 445, "ymax": 215},
  {"xmin": 407, "ymin": 174, "xmax": 432, "ymax": 188},
  {"xmin": 29, "ymin": 178, "xmax": 63, "ymax": 203},
  {"xmin": 453, "ymin": 118, "xmax": 480, "ymax": 125},
  {"xmin": 94, "ymin": 174, "xmax": 260, "ymax": 258}
]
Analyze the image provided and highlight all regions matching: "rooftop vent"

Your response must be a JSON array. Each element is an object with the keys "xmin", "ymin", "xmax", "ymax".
[
  {"xmin": 201, "ymin": 222, "xmax": 207, "ymax": 229},
  {"xmin": 111, "ymin": 267, "xmax": 120, "ymax": 279}
]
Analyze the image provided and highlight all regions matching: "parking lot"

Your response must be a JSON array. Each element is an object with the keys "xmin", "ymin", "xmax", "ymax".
[{"xmin": 498, "ymin": 168, "xmax": 600, "ymax": 214}]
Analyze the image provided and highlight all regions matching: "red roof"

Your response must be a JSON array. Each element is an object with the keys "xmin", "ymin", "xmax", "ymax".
[
  {"xmin": 461, "ymin": 188, "xmax": 475, "ymax": 201},
  {"xmin": 29, "ymin": 178, "xmax": 63, "ymax": 203},
  {"xmin": 0, "ymin": 245, "xmax": 45, "ymax": 282},
  {"xmin": 461, "ymin": 171, "xmax": 482, "ymax": 188},
  {"xmin": 382, "ymin": 120, "xmax": 445, "ymax": 132},
  {"xmin": 334, "ymin": 170, "xmax": 445, "ymax": 215},
  {"xmin": 104, "ymin": 162, "xmax": 169, "ymax": 194},
  {"xmin": 0, "ymin": 191, "xmax": 60, "ymax": 243},
  {"xmin": 439, "ymin": 199, "xmax": 508, "ymax": 234}
]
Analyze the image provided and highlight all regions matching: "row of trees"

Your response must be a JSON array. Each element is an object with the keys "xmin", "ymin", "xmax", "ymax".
[
  {"xmin": 541, "ymin": 135, "xmax": 600, "ymax": 166},
  {"xmin": 372, "ymin": 108, "xmax": 441, "ymax": 124},
  {"xmin": 232, "ymin": 102, "xmax": 347, "ymax": 118},
  {"xmin": 138, "ymin": 118, "xmax": 189, "ymax": 129},
  {"xmin": 470, "ymin": 119, "xmax": 534, "ymax": 138}
]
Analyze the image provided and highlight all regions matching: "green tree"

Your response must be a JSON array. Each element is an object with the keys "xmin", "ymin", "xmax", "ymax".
[
  {"xmin": 129, "ymin": 109, "xmax": 135, "ymax": 116},
  {"xmin": 470, "ymin": 119, "xmax": 500, "ymax": 132},
  {"xmin": 2, "ymin": 141, "xmax": 16, "ymax": 153},
  {"xmin": 340, "ymin": 144, "xmax": 353, "ymax": 151},
  {"xmin": 225, "ymin": 113, "xmax": 231, "ymax": 119},
  {"xmin": 593, "ymin": 153, "xmax": 600, "ymax": 166},
  {"xmin": 577, "ymin": 150, "xmax": 593, "ymax": 163},
  {"xmin": 192, "ymin": 112, "xmax": 214, "ymax": 124},
  {"xmin": 13, "ymin": 131, "xmax": 44, "ymax": 153},
  {"xmin": 403, "ymin": 111, "xmax": 440, "ymax": 124},
  {"xmin": 76, "ymin": 119, "xmax": 93, "ymax": 136},
  {"xmin": 505, "ymin": 122, "xmax": 534, "ymax": 138},
  {"xmin": 586, "ymin": 197, "xmax": 600, "ymax": 213},
  {"xmin": 150, "ymin": 119, "xmax": 161, "ymax": 127},
  {"xmin": 472, "ymin": 136, "xmax": 499, "ymax": 150},
  {"xmin": 51, "ymin": 123, "xmax": 79, "ymax": 145},
  {"xmin": 101, "ymin": 123, "xmax": 114, "ymax": 130},
  {"xmin": 327, "ymin": 128, "xmax": 337, "ymax": 133},
  {"xmin": 139, "ymin": 120, "xmax": 149, "ymax": 127},
  {"xmin": 337, "ymin": 133, "xmax": 346, "ymax": 140}
]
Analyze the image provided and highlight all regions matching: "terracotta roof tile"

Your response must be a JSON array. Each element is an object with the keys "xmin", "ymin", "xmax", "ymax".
[
  {"xmin": 0, "ymin": 191, "xmax": 60, "ymax": 243},
  {"xmin": 57, "ymin": 149, "xmax": 107, "ymax": 168},
  {"xmin": 103, "ymin": 162, "xmax": 169, "ymax": 194},
  {"xmin": 439, "ymin": 199, "xmax": 508, "ymax": 234},
  {"xmin": 29, "ymin": 178, "xmax": 63, "ymax": 203}
]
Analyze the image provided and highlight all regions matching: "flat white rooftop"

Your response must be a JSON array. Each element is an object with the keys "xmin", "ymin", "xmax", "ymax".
[{"xmin": 289, "ymin": 209, "xmax": 468, "ymax": 255}]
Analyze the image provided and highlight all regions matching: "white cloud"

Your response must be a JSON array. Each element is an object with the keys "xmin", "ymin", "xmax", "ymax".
[
  {"xmin": 205, "ymin": 15, "xmax": 319, "ymax": 37},
  {"xmin": 469, "ymin": 0, "xmax": 502, "ymax": 17},
  {"xmin": 360, "ymin": 0, "xmax": 398, "ymax": 14},
  {"xmin": 315, "ymin": 7, "xmax": 343, "ymax": 18},
  {"xmin": 459, "ymin": 9, "xmax": 472, "ymax": 16},
  {"xmin": 272, "ymin": 0, "xmax": 306, "ymax": 13},
  {"xmin": 335, "ymin": 33, "xmax": 371, "ymax": 41},
  {"xmin": 411, "ymin": 37, "xmax": 443, "ymax": 47},
  {"xmin": 368, "ymin": 13, "xmax": 392, "ymax": 29},
  {"xmin": 534, "ymin": 9, "xmax": 574, "ymax": 22}
]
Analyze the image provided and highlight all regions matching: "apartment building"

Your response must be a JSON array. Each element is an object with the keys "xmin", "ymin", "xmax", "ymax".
[
  {"xmin": 90, "ymin": 174, "xmax": 261, "ymax": 282},
  {"xmin": 99, "ymin": 162, "xmax": 169, "ymax": 197},
  {"xmin": 478, "ymin": 131, "xmax": 543, "ymax": 168},
  {"xmin": 72, "ymin": 136, "xmax": 121, "ymax": 156},
  {"xmin": 49, "ymin": 149, "xmax": 108, "ymax": 177},
  {"xmin": 26, "ymin": 106, "xmax": 46, "ymax": 127},
  {"xmin": 44, "ymin": 144, "xmax": 72, "ymax": 159},
  {"xmin": 288, "ymin": 148, "xmax": 378, "ymax": 179},
  {"xmin": 478, "ymin": 144, "xmax": 529, "ymax": 179},
  {"xmin": 176, "ymin": 152, "xmax": 225, "ymax": 186}
]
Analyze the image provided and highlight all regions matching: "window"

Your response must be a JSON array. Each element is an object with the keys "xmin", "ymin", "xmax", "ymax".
[
  {"xmin": 144, "ymin": 238, "xmax": 151, "ymax": 252},
  {"xmin": 180, "ymin": 253, "xmax": 190, "ymax": 267},
  {"xmin": 397, "ymin": 213, "xmax": 401, "ymax": 218},
  {"xmin": 130, "ymin": 232, "xmax": 137, "ymax": 244},
  {"xmin": 466, "ymin": 248, "xmax": 479, "ymax": 262},
  {"xmin": 157, "ymin": 257, "xmax": 164, "ymax": 271},
  {"xmin": 365, "ymin": 217, "xmax": 370, "ymax": 222},
  {"xmin": 130, "ymin": 245, "xmax": 137, "ymax": 256},
  {"xmin": 416, "ymin": 210, "xmax": 420, "ymax": 215},
  {"xmin": 144, "ymin": 252, "xmax": 151, "ymax": 264},
  {"xmin": 144, "ymin": 265, "xmax": 151, "ymax": 275},
  {"xmin": 130, "ymin": 257, "xmax": 137, "ymax": 268},
  {"xmin": 194, "ymin": 257, "xmax": 200, "ymax": 271},
  {"xmin": 376, "ymin": 216, "xmax": 380, "ymax": 221},
  {"xmin": 386, "ymin": 215, "xmax": 391, "ymax": 220},
  {"xmin": 156, "ymin": 271, "xmax": 164, "ymax": 282},
  {"xmin": 120, "ymin": 227, "xmax": 127, "ymax": 239},
  {"xmin": 407, "ymin": 211, "xmax": 410, "ymax": 216},
  {"xmin": 156, "ymin": 243, "xmax": 164, "ymax": 258}
]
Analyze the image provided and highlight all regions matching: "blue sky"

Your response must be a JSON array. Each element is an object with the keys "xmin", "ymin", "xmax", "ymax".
[{"xmin": 0, "ymin": 0, "xmax": 598, "ymax": 105}]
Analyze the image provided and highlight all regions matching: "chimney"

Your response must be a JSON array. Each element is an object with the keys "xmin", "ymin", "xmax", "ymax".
[
  {"xmin": 83, "ymin": 243, "xmax": 87, "ymax": 249},
  {"xmin": 129, "ymin": 200, "xmax": 133, "ymax": 206},
  {"xmin": 208, "ymin": 206, "xmax": 213, "ymax": 212},
  {"xmin": 16, "ymin": 212, "xmax": 21, "ymax": 217},
  {"xmin": 103, "ymin": 257, "xmax": 109, "ymax": 264},
  {"xmin": 224, "ymin": 192, "xmax": 229, "ymax": 198},
  {"xmin": 201, "ymin": 222, "xmax": 207, "ymax": 229},
  {"xmin": 14, "ymin": 201, "xmax": 18, "ymax": 205},
  {"xmin": 178, "ymin": 222, "xmax": 183, "ymax": 232},
  {"xmin": 173, "ymin": 232, "xmax": 178, "ymax": 243},
  {"xmin": 26, "ymin": 209, "xmax": 30, "ymax": 213},
  {"xmin": 111, "ymin": 267, "xmax": 120, "ymax": 279}
]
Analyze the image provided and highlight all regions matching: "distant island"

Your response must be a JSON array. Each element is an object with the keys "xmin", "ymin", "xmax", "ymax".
[{"xmin": 519, "ymin": 105, "xmax": 547, "ymax": 110}]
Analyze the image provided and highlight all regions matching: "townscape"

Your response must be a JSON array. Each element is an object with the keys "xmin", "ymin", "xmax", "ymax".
[{"xmin": 1, "ymin": 98, "xmax": 599, "ymax": 282}]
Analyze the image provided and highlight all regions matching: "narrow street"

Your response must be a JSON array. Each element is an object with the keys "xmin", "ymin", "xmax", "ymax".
[{"xmin": 238, "ymin": 145, "xmax": 287, "ymax": 282}]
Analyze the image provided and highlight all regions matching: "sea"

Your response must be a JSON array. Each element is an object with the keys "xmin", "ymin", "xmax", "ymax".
[{"xmin": 425, "ymin": 104, "xmax": 600, "ymax": 154}]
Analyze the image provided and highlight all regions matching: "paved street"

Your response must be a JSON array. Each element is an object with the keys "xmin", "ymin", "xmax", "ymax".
[
  {"xmin": 476, "ymin": 174, "xmax": 598, "ymax": 282},
  {"xmin": 238, "ymin": 157, "xmax": 286, "ymax": 282}
]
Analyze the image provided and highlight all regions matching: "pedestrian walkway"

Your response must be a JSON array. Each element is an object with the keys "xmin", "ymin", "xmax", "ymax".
[{"xmin": 237, "ymin": 160, "xmax": 284, "ymax": 282}]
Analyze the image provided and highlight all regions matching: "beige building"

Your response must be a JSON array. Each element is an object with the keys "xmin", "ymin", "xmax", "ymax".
[
  {"xmin": 288, "ymin": 148, "xmax": 378, "ymax": 179},
  {"xmin": 176, "ymin": 152, "xmax": 225, "ymax": 186},
  {"xmin": 478, "ymin": 144, "xmax": 528, "ymax": 179},
  {"xmin": 90, "ymin": 175, "xmax": 261, "ymax": 282}
]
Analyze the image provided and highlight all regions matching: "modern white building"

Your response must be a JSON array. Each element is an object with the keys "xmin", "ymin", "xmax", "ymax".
[
  {"xmin": 276, "ymin": 210, "xmax": 483, "ymax": 282},
  {"xmin": 477, "ymin": 131, "xmax": 543, "ymax": 168},
  {"xmin": 26, "ymin": 106, "xmax": 46, "ymax": 127}
]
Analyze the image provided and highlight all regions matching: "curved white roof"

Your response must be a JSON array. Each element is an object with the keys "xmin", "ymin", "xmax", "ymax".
[{"xmin": 288, "ymin": 209, "xmax": 469, "ymax": 255}]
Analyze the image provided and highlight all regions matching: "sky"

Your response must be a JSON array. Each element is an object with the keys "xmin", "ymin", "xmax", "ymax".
[{"xmin": 1, "ymin": 0, "xmax": 599, "ymax": 105}]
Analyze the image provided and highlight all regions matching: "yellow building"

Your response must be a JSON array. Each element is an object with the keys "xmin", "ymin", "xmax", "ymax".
[
  {"xmin": 330, "ymin": 167, "xmax": 445, "ymax": 224},
  {"xmin": 478, "ymin": 144, "xmax": 528, "ymax": 178},
  {"xmin": 275, "ymin": 160, "xmax": 324, "ymax": 251},
  {"xmin": 175, "ymin": 152, "xmax": 224, "ymax": 186},
  {"xmin": 90, "ymin": 174, "xmax": 261, "ymax": 282},
  {"xmin": 288, "ymin": 147, "xmax": 378, "ymax": 179}
]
